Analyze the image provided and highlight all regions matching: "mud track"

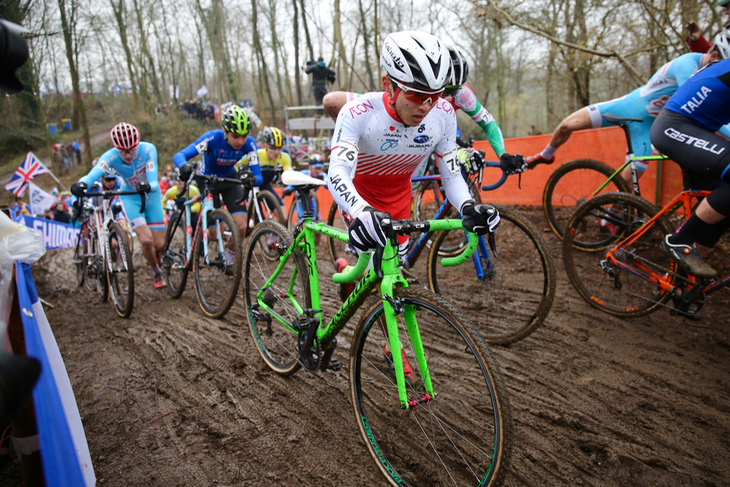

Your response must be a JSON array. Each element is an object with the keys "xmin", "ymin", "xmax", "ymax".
[{"xmin": 24, "ymin": 208, "xmax": 730, "ymax": 486}]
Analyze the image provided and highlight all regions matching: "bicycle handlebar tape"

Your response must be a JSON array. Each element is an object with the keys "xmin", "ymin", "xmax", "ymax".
[
  {"xmin": 440, "ymin": 229, "xmax": 479, "ymax": 268},
  {"xmin": 332, "ymin": 252, "xmax": 371, "ymax": 284}
]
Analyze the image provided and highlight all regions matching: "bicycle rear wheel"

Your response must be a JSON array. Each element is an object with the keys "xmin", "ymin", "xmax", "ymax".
[
  {"xmin": 350, "ymin": 287, "xmax": 511, "ymax": 487},
  {"xmin": 563, "ymin": 192, "xmax": 680, "ymax": 317},
  {"xmin": 326, "ymin": 200, "xmax": 359, "ymax": 271},
  {"xmin": 162, "ymin": 210, "xmax": 189, "ymax": 298},
  {"xmin": 243, "ymin": 220, "xmax": 309, "ymax": 375},
  {"xmin": 544, "ymin": 158, "xmax": 632, "ymax": 240},
  {"xmin": 193, "ymin": 209, "xmax": 241, "ymax": 318},
  {"xmin": 428, "ymin": 206, "xmax": 556, "ymax": 345},
  {"xmin": 107, "ymin": 222, "xmax": 135, "ymax": 318}
]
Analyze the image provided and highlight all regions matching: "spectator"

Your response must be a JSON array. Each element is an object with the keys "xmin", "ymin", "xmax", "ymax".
[
  {"xmin": 52, "ymin": 144, "xmax": 64, "ymax": 174},
  {"xmin": 164, "ymin": 165, "xmax": 173, "ymax": 179},
  {"xmin": 685, "ymin": 0, "xmax": 730, "ymax": 53},
  {"xmin": 159, "ymin": 174, "xmax": 170, "ymax": 194},
  {"xmin": 304, "ymin": 57, "xmax": 336, "ymax": 106},
  {"xmin": 11, "ymin": 196, "xmax": 30, "ymax": 217},
  {"xmin": 72, "ymin": 139, "xmax": 81, "ymax": 167},
  {"xmin": 52, "ymin": 201, "xmax": 70, "ymax": 224},
  {"xmin": 43, "ymin": 208, "xmax": 54, "ymax": 220}
]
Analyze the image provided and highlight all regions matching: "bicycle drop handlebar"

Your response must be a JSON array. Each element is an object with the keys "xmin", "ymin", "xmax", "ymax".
[
  {"xmin": 83, "ymin": 187, "xmax": 150, "ymax": 212},
  {"xmin": 332, "ymin": 218, "xmax": 480, "ymax": 283}
]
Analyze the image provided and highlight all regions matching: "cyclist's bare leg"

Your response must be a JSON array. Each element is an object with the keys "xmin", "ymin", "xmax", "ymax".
[
  {"xmin": 135, "ymin": 224, "xmax": 164, "ymax": 269},
  {"xmin": 233, "ymin": 212, "xmax": 248, "ymax": 241}
]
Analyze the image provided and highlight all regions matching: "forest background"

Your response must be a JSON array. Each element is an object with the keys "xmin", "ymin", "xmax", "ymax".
[{"xmin": 0, "ymin": 0, "xmax": 726, "ymax": 181}]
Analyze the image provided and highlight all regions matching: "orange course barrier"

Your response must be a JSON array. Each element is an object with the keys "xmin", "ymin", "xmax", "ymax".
[
  {"xmin": 473, "ymin": 126, "xmax": 683, "ymax": 207},
  {"xmin": 287, "ymin": 127, "xmax": 684, "ymax": 218}
]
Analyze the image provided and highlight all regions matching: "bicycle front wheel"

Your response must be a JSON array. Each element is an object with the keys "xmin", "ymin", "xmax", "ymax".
[
  {"xmin": 544, "ymin": 158, "xmax": 632, "ymax": 240},
  {"xmin": 107, "ymin": 222, "xmax": 134, "ymax": 318},
  {"xmin": 563, "ymin": 192, "xmax": 679, "ymax": 317},
  {"xmin": 428, "ymin": 206, "xmax": 556, "ymax": 345},
  {"xmin": 73, "ymin": 229, "xmax": 87, "ymax": 288},
  {"xmin": 350, "ymin": 287, "xmax": 511, "ymax": 487},
  {"xmin": 193, "ymin": 209, "xmax": 241, "ymax": 318},
  {"xmin": 287, "ymin": 192, "xmax": 320, "ymax": 234},
  {"xmin": 162, "ymin": 210, "xmax": 189, "ymax": 298},
  {"xmin": 412, "ymin": 180, "xmax": 482, "ymax": 257},
  {"xmin": 243, "ymin": 220, "xmax": 310, "ymax": 376},
  {"xmin": 252, "ymin": 190, "xmax": 285, "ymax": 227}
]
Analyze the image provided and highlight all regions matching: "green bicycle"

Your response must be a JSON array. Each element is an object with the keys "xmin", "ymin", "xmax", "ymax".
[{"xmin": 243, "ymin": 171, "xmax": 511, "ymax": 486}]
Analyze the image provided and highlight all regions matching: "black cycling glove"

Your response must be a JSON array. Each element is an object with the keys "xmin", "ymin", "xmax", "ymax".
[
  {"xmin": 136, "ymin": 182, "xmax": 151, "ymax": 193},
  {"xmin": 348, "ymin": 207, "xmax": 393, "ymax": 252},
  {"xmin": 178, "ymin": 162, "xmax": 195, "ymax": 182},
  {"xmin": 499, "ymin": 153, "xmax": 527, "ymax": 175},
  {"xmin": 462, "ymin": 204, "xmax": 500, "ymax": 235},
  {"xmin": 70, "ymin": 181, "xmax": 87, "ymax": 198}
]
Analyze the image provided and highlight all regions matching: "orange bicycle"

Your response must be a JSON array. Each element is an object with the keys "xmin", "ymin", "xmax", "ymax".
[{"xmin": 562, "ymin": 189, "xmax": 728, "ymax": 318}]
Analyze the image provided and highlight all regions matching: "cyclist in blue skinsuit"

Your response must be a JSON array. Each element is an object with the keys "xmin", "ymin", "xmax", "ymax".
[
  {"xmin": 71, "ymin": 122, "xmax": 166, "ymax": 288},
  {"xmin": 653, "ymin": 35, "xmax": 730, "ymax": 278},
  {"xmin": 173, "ymin": 105, "xmax": 263, "ymax": 267},
  {"xmin": 527, "ymin": 50, "xmax": 725, "ymax": 180}
]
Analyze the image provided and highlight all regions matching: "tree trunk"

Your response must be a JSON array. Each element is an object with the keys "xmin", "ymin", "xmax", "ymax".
[
  {"xmin": 358, "ymin": 0, "xmax": 375, "ymax": 90},
  {"xmin": 299, "ymin": 0, "xmax": 314, "ymax": 62},
  {"xmin": 110, "ymin": 0, "xmax": 140, "ymax": 114},
  {"xmin": 58, "ymin": 0, "xmax": 92, "ymax": 167},
  {"xmin": 292, "ymin": 0, "xmax": 303, "ymax": 105},
  {"xmin": 333, "ymin": 0, "xmax": 350, "ymax": 88},
  {"xmin": 251, "ymin": 0, "xmax": 277, "ymax": 125}
]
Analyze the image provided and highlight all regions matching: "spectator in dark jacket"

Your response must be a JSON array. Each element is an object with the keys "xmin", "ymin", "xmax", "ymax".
[
  {"xmin": 304, "ymin": 57, "xmax": 336, "ymax": 106},
  {"xmin": 53, "ymin": 201, "xmax": 70, "ymax": 224}
]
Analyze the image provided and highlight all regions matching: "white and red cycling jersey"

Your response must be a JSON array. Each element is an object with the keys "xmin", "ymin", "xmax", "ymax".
[{"xmin": 328, "ymin": 92, "xmax": 473, "ymax": 238}]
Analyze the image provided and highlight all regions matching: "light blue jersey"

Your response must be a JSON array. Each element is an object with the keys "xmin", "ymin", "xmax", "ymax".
[
  {"xmin": 81, "ymin": 142, "xmax": 160, "ymax": 193},
  {"xmin": 588, "ymin": 53, "xmax": 704, "ymax": 164},
  {"xmin": 79, "ymin": 142, "xmax": 164, "ymax": 231}
]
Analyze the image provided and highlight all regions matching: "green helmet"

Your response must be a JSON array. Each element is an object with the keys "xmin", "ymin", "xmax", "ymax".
[{"xmin": 221, "ymin": 105, "xmax": 250, "ymax": 136}]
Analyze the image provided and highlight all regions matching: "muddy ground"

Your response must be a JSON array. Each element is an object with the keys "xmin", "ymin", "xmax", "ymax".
[{"xmin": 6, "ymin": 208, "xmax": 730, "ymax": 486}]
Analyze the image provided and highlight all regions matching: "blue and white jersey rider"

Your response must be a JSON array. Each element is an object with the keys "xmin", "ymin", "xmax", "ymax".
[
  {"xmin": 588, "ymin": 52, "xmax": 711, "ymax": 169},
  {"xmin": 80, "ymin": 141, "xmax": 163, "ymax": 231},
  {"xmin": 173, "ymin": 129, "xmax": 263, "ymax": 183}
]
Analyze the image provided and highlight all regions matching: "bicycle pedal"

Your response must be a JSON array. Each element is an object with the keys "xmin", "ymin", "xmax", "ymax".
[{"xmin": 324, "ymin": 358, "xmax": 341, "ymax": 372}]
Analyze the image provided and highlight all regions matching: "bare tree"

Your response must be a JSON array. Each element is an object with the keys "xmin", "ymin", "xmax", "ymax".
[
  {"xmin": 58, "ymin": 0, "xmax": 92, "ymax": 166},
  {"xmin": 110, "ymin": 0, "xmax": 140, "ymax": 114}
]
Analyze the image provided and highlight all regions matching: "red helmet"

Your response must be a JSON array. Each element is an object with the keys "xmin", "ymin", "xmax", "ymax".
[{"xmin": 110, "ymin": 122, "xmax": 140, "ymax": 150}]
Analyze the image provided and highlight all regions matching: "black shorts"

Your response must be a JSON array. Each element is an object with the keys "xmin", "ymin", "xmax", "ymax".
[
  {"xmin": 651, "ymin": 110, "xmax": 730, "ymax": 221},
  {"xmin": 194, "ymin": 175, "xmax": 248, "ymax": 215}
]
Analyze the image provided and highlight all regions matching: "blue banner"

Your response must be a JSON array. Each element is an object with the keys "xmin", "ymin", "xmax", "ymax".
[
  {"xmin": 16, "ymin": 263, "xmax": 95, "ymax": 486},
  {"xmin": 18, "ymin": 215, "xmax": 80, "ymax": 250}
]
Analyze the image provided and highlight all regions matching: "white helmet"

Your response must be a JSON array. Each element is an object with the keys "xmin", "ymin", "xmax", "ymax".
[
  {"xmin": 714, "ymin": 28, "xmax": 730, "ymax": 60},
  {"xmin": 380, "ymin": 31, "xmax": 452, "ymax": 92},
  {"xmin": 445, "ymin": 44, "xmax": 469, "ymax": 87}
]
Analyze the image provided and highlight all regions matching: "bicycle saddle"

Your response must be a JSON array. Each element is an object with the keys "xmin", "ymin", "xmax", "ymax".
[{"xmin": 281, "ymin": 170, "xmax": 327, "ymax": 188}]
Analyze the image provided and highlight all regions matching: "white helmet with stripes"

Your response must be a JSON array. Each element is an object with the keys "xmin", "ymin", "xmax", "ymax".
[{"xmin": 380, "ymin": 31, "xmax": 452, "ymax": 93}]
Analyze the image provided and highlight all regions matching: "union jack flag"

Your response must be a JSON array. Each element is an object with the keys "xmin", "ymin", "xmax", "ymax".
[{"xmin": 4, "ymin": 152, "xmax": 49, "ymax": 197}]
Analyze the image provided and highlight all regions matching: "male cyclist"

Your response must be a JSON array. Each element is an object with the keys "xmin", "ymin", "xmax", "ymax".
[
  {"xmin": 651, "ymin": 37, "xmax": 730, "ymax": 278},
  {"xmin": 236, "ymin": 126, "xmax": 291, "ymax": 204},
  {"xmin": 173, "ymin": 105, "xmax": 263, "ymax": 268},
  {"xmin": 323, "ymin": 45, "xmax": 525, "ymax": 174},
  {"xmin": 526, "ymin": 48, "xmax": 726, "ymax": 181},
  {"xmin": 163, "ymin": 171, "xmax": 201, "ymax": 234},
  {"xmin": 328, "ymin": 31, "xmax": 500, "ymax": 383},
  {"xmin": 71, "ymin": 122, "xmax": 166, "ymax": 288}
]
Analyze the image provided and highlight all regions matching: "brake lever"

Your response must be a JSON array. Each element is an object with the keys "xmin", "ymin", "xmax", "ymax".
[
  {"xmin": 373, "ymin": 245, "xmax": 384, "ymax": 279},
  {"xmin": 488, "ymin": 232, "xmax": 498, "ymax": 259}
]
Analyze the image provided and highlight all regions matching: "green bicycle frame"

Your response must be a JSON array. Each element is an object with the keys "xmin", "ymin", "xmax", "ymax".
[
  {"xmin": 593, "ymin": 154, "xmax": 667, "ymax": 198},
  {"xmin": 253, "ymin": 216, "xmax": 478, "ymax": 409}
]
